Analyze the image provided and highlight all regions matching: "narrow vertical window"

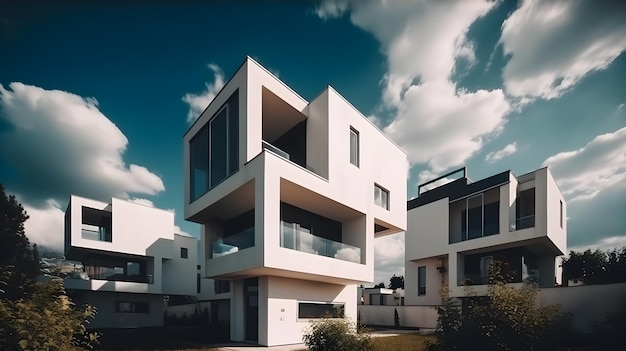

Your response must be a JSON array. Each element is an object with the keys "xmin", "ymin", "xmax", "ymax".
[
  {"xmin": 196, "ymin": 273, "xmax": 201, "ymax": 293},
  {"xmin": 559, "ymin": 200, "xmax": 563, "ymax": 228},
  {"xmin": 418, "ymin": 266, "xmax": 426, "ymax": 296},
  {"xmin": 350, "ymin": 127, "xmax": 359, "ymax": 167},
  {"xmin": 180, "ymin": 247, "xmax": 188, "ymax": 259},
  {"xmin": 374, "ymin": 184, "xmax": 389, "ymax": 210}
]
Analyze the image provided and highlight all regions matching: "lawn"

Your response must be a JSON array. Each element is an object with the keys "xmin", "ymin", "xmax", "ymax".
[{"xmin": 371, "ymin": 333, "xmax": 436, "ymax": 351}]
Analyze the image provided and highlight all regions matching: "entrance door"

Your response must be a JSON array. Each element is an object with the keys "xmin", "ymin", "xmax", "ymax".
[{"xmin": 244, "ymin": 278, "xmax": 258, "ymax": 342}]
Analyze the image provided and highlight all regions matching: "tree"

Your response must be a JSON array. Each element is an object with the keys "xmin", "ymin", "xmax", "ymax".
[
  {"xmin": 428, "ymin": 261, "xmax": 572, "ymax": 351},
  {"xmin": 373, "ymin": 282, "xmax": 385, "ymax": 288},
  {"xmin": 0, "ymin": 183, "xmax": 39, "ymax": 300},
  {"xmin": 0, "ymin": 184, "xmax": 99, "ymax": 349},
  {"xmin": 561, "ymin": 247, "xmax": 626, "ymax": 285},
  {"xmin": 388, "ymin": 275, "xmax": 404, "ymax": 290}
]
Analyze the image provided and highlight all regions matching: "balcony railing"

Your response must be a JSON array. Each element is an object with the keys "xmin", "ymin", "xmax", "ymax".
[
  {"xmin": 66, "ymin": 271, "xmax": 153, "ymax": 284},
  {"xmin": 280, "ymin": 222, "xmax": 361, "ymax": 263},
  {"xmin": 211, "ymin": 227, "xmax": 255, "ymax": 258},
  {"xmin": 515, "ymin": 214, "xmax": 535, "ymax": 230},
  {"xmin": 459, "ymin": 273, "xmax": 490, "ymax": 286},
  {"xmin": 262, "ymin": 141, "xmax": 290, "ymax": 160},
  {"xmin": 81, "ymin": 225, "xmax": 112, "ymax": 242}
]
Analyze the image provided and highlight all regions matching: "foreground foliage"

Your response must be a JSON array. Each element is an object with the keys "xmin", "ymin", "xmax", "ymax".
[
  {"xmin": 428, "ymin": 261, "xmax": 572, "ymax": 351},
  {"xmin": 0, "ymin": 183, "xmax": 99, "ymax": 350},
  {"xmin": 303, "ymin": 318, "xmax": 374, "ymax": 351}
]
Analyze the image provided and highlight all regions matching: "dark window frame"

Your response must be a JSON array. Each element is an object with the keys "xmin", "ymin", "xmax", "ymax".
[
  {"xmin": 298, "ymin": 302, "xmax": 345, "ymax": 319},
  {"xmin": 349, "ymin": 127, "xmax": 359, "ymax": 167},
  {"xmin": 418, "ymin": 266, "xmax": 426, "ymax": 296},
  {"xmin": 115, "ymin": 301, "xmax": 149, "ymax": 313}
]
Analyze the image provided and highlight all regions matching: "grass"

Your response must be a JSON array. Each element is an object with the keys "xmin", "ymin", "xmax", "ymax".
[{"xmin": 371, "ymin": 333, "xmax": 436, "ymax": 351}]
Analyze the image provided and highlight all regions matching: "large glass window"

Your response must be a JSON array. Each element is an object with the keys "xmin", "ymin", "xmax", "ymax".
[
  {"xmin": 350, "ymin": 127, "xmax": 359, "ymax": 167},
  {"xmin": 190, "ymin": 90, "xmax": 239, "ymax": 201},
  {"xmin": 418, "ymin": 266, "xmax": 426, "ymax": 296},
  {"xmin": 298, "ymin": 302, "xmax": 344, "ymax": 319},
  {"xmin": 516, "ymin": 188, "xmax": 535, "ymax": 230}
]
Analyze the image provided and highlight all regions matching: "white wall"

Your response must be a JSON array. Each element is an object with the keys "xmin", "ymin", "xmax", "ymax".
[
  {"xmin": 540, "ymin": 283, "xmax": 626, "ymax": 332},
  {"xmin": 263, "ymin": 276, "xmax": 357, "ymax": 346},
  {"xmin": 405, "ymin": 257, "xmax": 446, "ymax": 306},
  {"xmin": 358, "ymin": 305, "xmax": 438, "ymax": 329},
  {"xmin": 75, "ymin": 291, "xmax": 164, "ymax": 329}
]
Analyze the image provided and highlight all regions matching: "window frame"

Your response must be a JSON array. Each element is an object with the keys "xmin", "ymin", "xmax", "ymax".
[
  {"xmin": 374, "ymin": 184, "xmax": 390, "ymax": 210},
  {"xmin": 417, "ymin": 266, "xmax": 426, "ymax": 296},
  {"xmin": 297, "ymin": 301, "xmax": 345, "ymax": 320},
  {"xmin": 115, "ymin": 301, "xmax": 150, "ymax": 314},
  {"xmin": 349, "ymin": 127, "xmax": 359, "ymax": 167},
  {"xmin": 180, "ymin": 247, "xmax": 188, "ymax": 259}
]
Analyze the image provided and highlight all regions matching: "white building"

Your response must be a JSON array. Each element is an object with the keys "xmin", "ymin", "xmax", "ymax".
[
  {"xmin": 404, "ymin": 167, "xmax": 567, "ymax": 305},
  {"xmin": 63, "ymin": 195, "xmax": 198, "ymax": 328},
  {"xmin": 184, "ymin": 56, "xmax": 407, "ymax": 346}
]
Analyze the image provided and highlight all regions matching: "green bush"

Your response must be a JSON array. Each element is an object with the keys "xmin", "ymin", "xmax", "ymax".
[
  {"xmin": 428, "ymin": 261, "xmax": 571, "ymax": 351},
  {"xmin": 303, "ymin": 318, "xmax": 374, "ymax": 351},
  {"xmin": 0, "ymin": 277, "xmax": 99, "ymax": 350}
]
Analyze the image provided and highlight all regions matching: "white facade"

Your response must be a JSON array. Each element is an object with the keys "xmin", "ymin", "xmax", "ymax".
[
  {"xmin": 184, "ymin": 57, "xmax": 407, "ymax": 346},
  {"xmin": 64, "ymin": 195, "xmax": 198, "ymax": 328},
  {"xmin": 404, "ymin": 167, "xmax": 567, "ymax": 305}
]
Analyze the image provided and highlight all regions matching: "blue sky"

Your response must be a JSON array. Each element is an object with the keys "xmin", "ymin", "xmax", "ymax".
[{"xmin": 1, "ymin": 0, "xmax": 625, "ymax": 285}]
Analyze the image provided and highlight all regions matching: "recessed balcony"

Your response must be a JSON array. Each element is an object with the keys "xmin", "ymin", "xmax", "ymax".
[{"xmin": 280, "ymin": 222, "xmax": 361, "ymax": 264}]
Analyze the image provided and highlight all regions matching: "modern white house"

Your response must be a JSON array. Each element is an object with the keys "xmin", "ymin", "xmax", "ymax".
[
  {"xmin": 404, "ymin": 167, "xmax": 567, "ymax": 305},
  {"xmin": 184, "ymin": 56, "xmax": 407, "ymax": 346},
  {"xmin": 63, "ymin": 195, "xmax": 198, "ymax": 328}
]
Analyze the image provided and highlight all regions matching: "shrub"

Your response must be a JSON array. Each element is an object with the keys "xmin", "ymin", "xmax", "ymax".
[
  {"xmin": 0, "ymin": 278, "xmax": 99, "ymax": 350},
  {"xmin": 428, "ymin": 261, "xmax": 571, "ymax": 351},
  {"xmin": 303, "ymin": 318, "xmax": 374, "ymax": 351}
]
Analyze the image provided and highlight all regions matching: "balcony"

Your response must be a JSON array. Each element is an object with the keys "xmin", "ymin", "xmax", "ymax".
[
  {"xmin": 280, "ymin": 222, "xmax": 361, "ymax": 263},
  {"xmin": 212, "ymin": 227, "xmax": 255, "ymax": 258},
  {"xmin": 515, "ymin": 214, "xmax": 535, "ymax": 230}
]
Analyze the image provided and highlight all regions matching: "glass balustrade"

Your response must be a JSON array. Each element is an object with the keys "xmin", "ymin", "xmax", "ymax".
[
  {"xmin": 212, "ymin": 227, "xmax": 255, "ymax": 258},
  {"xmin": 280, "ymin": 222, "xmax": 361, "ymax": 263}
]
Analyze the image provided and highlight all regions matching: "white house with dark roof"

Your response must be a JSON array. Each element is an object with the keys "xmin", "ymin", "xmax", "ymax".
[{"xmin": 404, "ymin": 167, "xmax": 567, "ymax": 304}]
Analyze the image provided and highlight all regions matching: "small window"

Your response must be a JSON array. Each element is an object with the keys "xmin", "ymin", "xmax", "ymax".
[
  {"xmin": 349, "ymin": 127, "xmax": 359, "ymax": 167},
  {"xmin": 298, "ymin": 302, "xmax": 344, "ymax": 319},
  {"xmin": 116, "ymin": 301, "xmax": 149, "ymax": 313},
  {"xmin": 374, "ymin": 184, "xmax": 389, "ymax": 210},
  {"xmin": 418, "ymin": 266, "xmax": 426, "ymax": 296},
  {"xmin": 559, "ymin": 200, "xmax": 563, "ymax": 228},
  {"xmin": 181, "ymin": 247, "xmax": 188, "ymax": 259},
  {"xmin": 214, "ymin": 279, "xmax": 230, "ymax": 294},
  {"xmin": 197, "ymin": 273, "xmax": 201, "ymax": 294}
]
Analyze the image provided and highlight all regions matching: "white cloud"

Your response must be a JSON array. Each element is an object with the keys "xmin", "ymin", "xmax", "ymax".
[
  {"xmin": 315, "ymin": 0, "xmax": 349, "ymax": 20},
  {"xmin": 317, "ymin": 0, "xmax": 511, "ymax": 173},
  {"xmin": 182, "ymin": 63, "xmax": 225, "ymax": 124},
  {"xmin": 485, "ymin": 142, "xmax": 517, "ymax": 163},
  {"xmin": 500, "ymin": 0, "xmax": 626, "ymax": 102},
  {"xmin": 567, "ymin": 235, "xmax": 626, "ymax": 254},
  {"xmin": 543, "ymin": 126, "xmax": 626, "ymax": 202},
  {"xmin": 0, "ymin": 83, "xmax": 165, "ymax": 206},
  {"xmin": 0, "ymin": 83, "xmax": 165, "ymax": 253},
  {"xmin": 22, "ymin": 199, "xmax": 64, "ymax": 252},
  {"xmin": 374, "ymin": 233, "xmax": 405, "ymax": 285}
]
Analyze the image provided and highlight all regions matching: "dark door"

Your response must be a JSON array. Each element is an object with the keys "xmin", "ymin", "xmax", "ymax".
[{"xmin": 244, "ymin": 278, "xmax": 258, "ymax": 342}]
